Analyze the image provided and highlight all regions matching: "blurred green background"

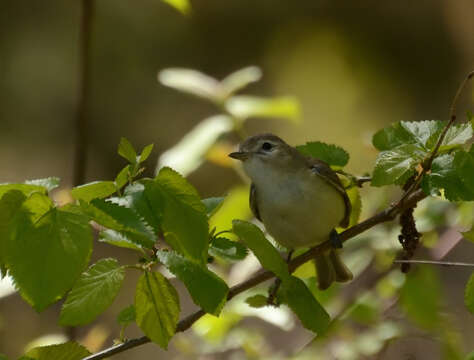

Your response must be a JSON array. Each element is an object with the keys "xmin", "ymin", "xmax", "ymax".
[{"xmin": 1, "ymin": 0, "xmax": 473, "ymax": 359}]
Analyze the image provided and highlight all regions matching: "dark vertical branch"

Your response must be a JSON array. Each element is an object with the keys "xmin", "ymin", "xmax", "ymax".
[{"xmin": 73, "ymin": 0, "xmax": 94, "ymax": 186}]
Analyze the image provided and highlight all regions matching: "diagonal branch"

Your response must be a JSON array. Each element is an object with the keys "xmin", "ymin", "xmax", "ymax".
[{"xmin": 83, "ymin": 189, "xmax": 427, "ymax": 360}]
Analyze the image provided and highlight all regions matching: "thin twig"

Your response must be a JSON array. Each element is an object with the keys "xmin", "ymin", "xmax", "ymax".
[
  {"xmin": 394, "ymin": 259, "xmax": 474, "ymax": 267},
  {"xmin": 396, "ymin": 70, "xmax": 474, "ymax": 205},
  {"xmin": 73, "ymin": 0, "xmax": 94, "ymax": 186},
  {"xmin": 83, "ymin": 189, "xmax": 427, "ymax": 360}
]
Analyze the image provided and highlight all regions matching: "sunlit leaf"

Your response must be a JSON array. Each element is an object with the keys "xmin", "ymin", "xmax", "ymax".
[
  {"xmin": 0, "ymin": 183, "xmax": 46, "ymax": 200},
  {"xmin": 202, "ymin": 196, "xmax": 225, "ymax": 217},
  {"xmin": 115, "ymin": 165, "xmax": 130, "ymax": 189},
  {"xmin": 296, "ymin": 141, "xmax": 349, "ymax": 167},
  {"xmin": 346, "ymin": 186, "xmax": 362, "ymax": 227},
  {"xmin": 209, "ymin": 237, "xmax": 248, "ymax": 261},
  {"xmin": 59, "ymin": 259, "xmax": 125, "ymax": 326},
  {"xmin": 4, "ymin": 195, "xmax": 92, "ymax": 311},
  {"xmin": 149, "ymin": 168, "xmax": 209, "ymax": 263},
  {"xmin": 161, "ymin": 0, "xmax": 190, "ymax": 15},
  {"xmin": 210, "ymin": 186, "xmax": 251, "ymax": 236},
  {"xmin": 465, "ymin": 273, "xmax": 474, "ymax": 314},
  {"xmin": 440, "ymin": 122, "xmax": 473, "ymax": 152},
  {"xmin": 139, "ymin": 144, "xmax": 154, "ymax": 163},
  {"xmin": 157, "ymin": 115, "xmax": 233, "ymax": 176},
  {"xmin": 232, "ymin": 220, "xmax": 289, "ymax": 279},
  {"xmin": 99, "ymin": 229, "xmax": 145, "ymax": 252},
  {"xmin": 25, "ymin": 342, "xmax": 90, "ymax": 360},
  {"xmin": 89, "ymin": 198, "xmax": 156, "ymax": 248},
  {"xmin": 226, "ymin": 95, "xmax": 300, "ymax": 122},
  {"xmin": 159, "ymin": 68, "xmax": 220, "ymax": 102},
  {"xmin": 220, "ymin": 66, "xmax": 262, "ymax": 98},
  {"xmin": 371, "ymin": 144, "xmax": 426, "ymax": 186},
  {"xmin": 135, "ymin": 271, "xmax": 180, "ymax": 349},
  {"xmin": 71, "ymin": 181, "xmax": 116, "ymax": 203},
  {"xmin": 157, "ymin": 250, "xmax": 228, "ymax": 315},
  {"xmin": 25, "ymin": 177, "xmax": 60, "ymax": 192},
  {"xmin": 280, "ymin": 276, "xmax": 330, "ymax": 334},
  {"xmin": 118, "ymin": 137, "xmax": 137, "ymax": 164}
]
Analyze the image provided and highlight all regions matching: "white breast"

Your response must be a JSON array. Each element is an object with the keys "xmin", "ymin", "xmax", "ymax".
[{"xmin": 251, "ymin": 166, "xmax": 345, "ymax": 249}]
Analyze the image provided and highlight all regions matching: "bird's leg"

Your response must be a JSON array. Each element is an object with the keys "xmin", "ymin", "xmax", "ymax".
[
  {"xmin": 267, "ymin": 250, "xmax": 294, "ymax": 306},
  {"xmin": 329, "ymin": 229, "xmax": 343, "ymax": 249}
]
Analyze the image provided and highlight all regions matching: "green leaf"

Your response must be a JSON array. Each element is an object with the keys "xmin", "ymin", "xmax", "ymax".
[
  {"xmin": 157, "ymin": 250, "xmax": 228, "ymax": 315},
  {"xmin": 245, "ymin": 294, "xmax": 268, "ymax": 308},
  {"xmin": 209, "ymin": 237, "xmax": 248, "ymax": 261},
  {"xmin": 4, "ymin": 196, "xmax": 92, "ymax": 311},
  {"xmin": 157, "ymin": 115, "xmax": 233, "ymax": 176},
  {"xmin": 346, "ymin": 186, "xmax": 362, "ymax": 227},
  {"xmin": 25, "ymin": 342, "xmax": 90, "ymax": 360},
  {"xmin": 440, "ymin": 122, "xmax": 473, "ymax": 152},
  {"xmin": 135, "ymin": 271, "xmax": 180, "ymax": 349},
  {"xmin": 158, "ymin": 68, "xmax": 220, "ymax": 102},
  {"xmin": 454, "ymin": 149, "xmax": 474, "ymax": 195},
  {"xmin": 372, "ymin": 122, "xmax": 414, "ymax": 151},
  {"xmin": 296, "ymin": 141, "xmax": 349, "ymax": 167},
  {"xmin": 202, "ymin": 197, "xmax": 225, "ymax": 217},
  {"xmin": 161, "ymin": 0, "xmax": 190, "ymax": 15},
  {"xmin": 0, "ymin": 183, "xmax": 46, "ymax": 200},
  {"xmin": 210, "ymin": 186, "xmax": 252, "ymax": 236},
  {"xmin": 89, "ymin": 198, "xmax": 156, "ymax": 248},
  {"xmin": 118, "ymin": 137, "xmax": 138, "ymax": 164},
  {"xmin": 117, "ymin": 304, "xmax": 136, "ymax": 326},
  {"xmin": 280, "ymin": 276, "xmax": 330, "ymax": 334},
  {"xmin": 25, "ymin": 177, "xmax": 60, "ymax": 192},
  {"xmin": 115, "ymin": 165, "xmax": 130, "ymax": 189},
  {"xmin": 151, "ymin": 168, "xmax": 209, "ymax": 263},
  {"xmin": 400, "ymin": 266, "xmax": 441, "ymax": 329},
  {"xmin": 465, "ymin": 272, "xmax": 474, "ymax": 314},
  {"xmin": 71, "ymin": 181, "xmax": 116, "ymax": 202},
  {"xmin": 465, "ymin": 351, "xmax": 474, "ymax": 360},
  {"xmin": 59, "ymin": 258, "xmax": 125, "ymax": 326},
  {"xmin": 139, "ymin": 144, "xmax": 154, "ymax": 163},
  {"xmin": 373, "ymin": 120, "xmax": 472, "ymax": 152},
  {"xmin": 371, "ymin": 144, "xmax": 426, "ymax": 186},
  {"xmin": 220, "ymin": 66, "xmax": 262, "ymax": 98},
  {"xmin": 421, "ymin": 153, "xmax": 474, "ymax": 201},
  {"xmin": 226, "ymin": 95, "xmax": 300, "ymax": 122},
  {"xmin": 99, "ymin": 230, "xmax": 145, "ymax": 252},
  {"xmin": 232, "ymin": 220, "xmax": 289, "ymax": 279}
]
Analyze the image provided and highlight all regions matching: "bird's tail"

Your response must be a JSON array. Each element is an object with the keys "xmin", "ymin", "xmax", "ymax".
[{"xmin": 314, "ymin": 250, "xmax": 353, "ymax": 290}]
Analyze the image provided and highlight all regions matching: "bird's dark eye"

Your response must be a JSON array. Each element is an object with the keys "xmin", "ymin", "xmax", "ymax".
[{"xmin": 261, "ymin": 142, "xmax": 273, "ymax": 151}]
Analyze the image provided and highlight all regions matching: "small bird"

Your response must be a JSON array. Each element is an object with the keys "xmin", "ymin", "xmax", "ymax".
[{"xmin": 229, "ymin": 133, "xmax": 353, "ymax": 290}]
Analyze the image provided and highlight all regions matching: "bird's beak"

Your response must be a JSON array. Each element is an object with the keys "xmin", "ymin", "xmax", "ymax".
[{"xmin": 228, "ymin": 151, "xmax": 250, "ymax": 161}]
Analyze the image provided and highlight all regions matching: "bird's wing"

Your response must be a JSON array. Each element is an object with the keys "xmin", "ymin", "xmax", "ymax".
[
  {"xmin": 249, "ymin": 183, "xmax": 262, "ymax": 221},
  {"xmin": 308, "ymin": 158, "xmax": 352, "ymax": 228}
]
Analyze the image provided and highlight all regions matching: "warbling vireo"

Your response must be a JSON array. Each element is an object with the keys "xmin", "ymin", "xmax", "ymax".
[{"xmin": 229, "ymin": 134, "xmax": 353, "ymax": 290}]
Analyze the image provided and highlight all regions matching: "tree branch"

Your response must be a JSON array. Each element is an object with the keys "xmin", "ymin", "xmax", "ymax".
[{"xmin": 83, "ymin": 189, "xmax": 427, "ymax": 360}]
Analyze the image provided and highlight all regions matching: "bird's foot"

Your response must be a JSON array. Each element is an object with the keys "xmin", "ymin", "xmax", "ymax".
[{"xmin": 330, "ymin": 229, "xmax": 343, "ymax": 249}]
